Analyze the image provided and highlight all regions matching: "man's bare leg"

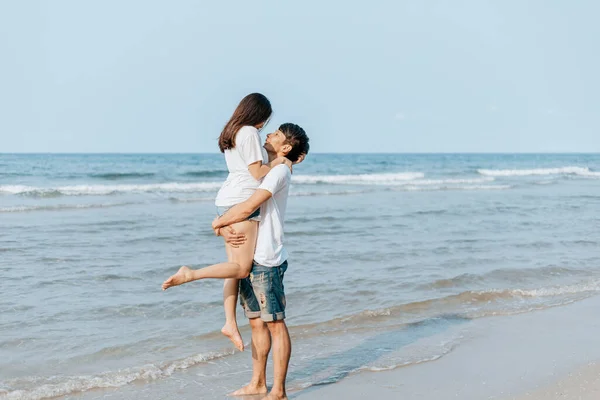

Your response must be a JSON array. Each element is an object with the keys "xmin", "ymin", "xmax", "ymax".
[
  {"xmin": 231, "ymin": 318, "xmax": 270, "ymax": 396},
  {"xmin": 263, "ymin": 320, "xmax": 291, "ymax": 400}
]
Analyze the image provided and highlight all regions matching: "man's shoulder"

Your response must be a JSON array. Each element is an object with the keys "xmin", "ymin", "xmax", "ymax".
[
  {"xmin": 268, "ymin": 164, "xmax": 292, "ymax": 180},
  {"xmin": 259, "ymin": 165, "xmax": 291, "ymax": 194}
]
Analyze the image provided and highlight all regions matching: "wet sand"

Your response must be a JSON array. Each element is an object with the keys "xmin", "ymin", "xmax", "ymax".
[
  {"xmin": 62, "ymin": 294, "xmax": 600, "ymax": 400},
  {"xmin": 291, "ymin": 295, "xmax": 600, "ymax": 400}
]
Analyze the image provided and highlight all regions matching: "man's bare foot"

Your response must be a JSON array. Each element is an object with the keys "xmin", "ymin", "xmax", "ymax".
[
  {"xmin": 221, "ymin": 323, "xmax": 245, "ymax": 352},
  {"xmin": 262, "ymin": 391, "xmax": 287, "ymax": 400},
  {"xmin": 230, "ymin": 383, "xmax": 268, "ymax": 396},
  {"xmin": 161, "ymin": 266, "xmax": 193, "ymax": 290}
]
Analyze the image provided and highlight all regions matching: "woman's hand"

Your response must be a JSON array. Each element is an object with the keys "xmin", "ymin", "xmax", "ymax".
[
  {"xmin": 282, "ymin": 157, "xmax": 293, "ymax": 172},
  {"xmin": 271, "ymin": 156, "xmax": 293, "ymax": 172},
  {"xmin": 218, "ymin": 226, "xmax": 247, "ymax": 248},
  {"xmin": 293, "ymin": 153, "xmax": 306, "ymax": 165}
]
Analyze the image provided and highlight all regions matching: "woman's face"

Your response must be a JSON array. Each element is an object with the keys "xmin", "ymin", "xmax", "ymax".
[{"xmin": 256, "ymin": 116, "xmax": 271, "ymax": 132}]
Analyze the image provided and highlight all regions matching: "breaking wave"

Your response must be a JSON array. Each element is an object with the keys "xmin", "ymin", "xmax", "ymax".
[
  {"xmin": 2, "ymin": 349, "xmax": 234, "ymax": 400},
  {"xmin": 0, "ymin": 183, "xmax": 223, "ymax": 197},
  {"xmin": 0, "ymin": 202, "xmax": 136, "ymax": 213},
  {"xmin": 89, "ymin": 172, "xmax": 156, "ymax": 180},
  {"xmin": 292, "ymin": 172, "xmax": 424, "ymax": 185},
  {"xmin": 477, "ymin": 166, "xmax": 600, "ymax": 177}
]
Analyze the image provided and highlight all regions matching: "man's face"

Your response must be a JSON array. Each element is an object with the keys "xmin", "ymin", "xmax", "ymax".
[{"xmin": 263, "ymin": 129, "xmax": 290, "ymax": 155}]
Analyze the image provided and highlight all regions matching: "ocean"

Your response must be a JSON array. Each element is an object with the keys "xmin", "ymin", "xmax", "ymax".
[{"xmin": 1, "ymin": 153, "xmax": 600, "ymax": 399}]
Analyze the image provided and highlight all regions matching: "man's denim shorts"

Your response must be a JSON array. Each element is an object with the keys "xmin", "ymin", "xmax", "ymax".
[
  {"xmin": 239, "ymin": 260, "xmax": 288, "ymax": 322},
  {"xmin": 216, "ymin": 206, "xmax": 260, "ymax": 221}
]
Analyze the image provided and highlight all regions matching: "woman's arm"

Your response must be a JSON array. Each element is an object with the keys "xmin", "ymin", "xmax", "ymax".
[{"xmin": 247, "ymin": 157, "xmax": 292, "ymax": 180}]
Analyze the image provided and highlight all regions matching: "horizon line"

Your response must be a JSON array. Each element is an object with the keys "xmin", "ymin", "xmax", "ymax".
[{"xmin": 2, "ymin": 151, "xmax": 600, "ymax": 155}]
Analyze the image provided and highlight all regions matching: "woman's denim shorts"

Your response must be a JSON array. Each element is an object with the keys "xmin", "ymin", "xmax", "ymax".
[{"xmin": 216, "ymin": 206, "xmax": 260, "ymax": 222}]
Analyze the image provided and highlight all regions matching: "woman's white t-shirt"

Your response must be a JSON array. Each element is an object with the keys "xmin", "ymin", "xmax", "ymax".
[{"xmin": 215, "ymin": 126, "xmax": 267, "ymax": 207}]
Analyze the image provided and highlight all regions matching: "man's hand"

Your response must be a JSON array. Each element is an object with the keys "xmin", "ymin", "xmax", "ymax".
[
  {"xmin": 212, "ymin": 216, "xmax": 221, "ymax": 234},
  {"xmin": 218, "ymin": 226, "xmax": 247, "ymax": 248}
]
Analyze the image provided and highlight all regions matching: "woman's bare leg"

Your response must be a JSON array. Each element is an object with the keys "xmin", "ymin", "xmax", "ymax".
[
  {"xmin": 221, "ymin": 220, "xmax": 258, "ymax": 351},
  {"xmin": 162, "ymin": 220, "xmax": 257, "ymax": 287},
  {"xmin": 161, "ymin": 220, "xmax": 258, "ymax": 351},
  {"xmin": 162, "ymin": 262, "xmax": 245, "ymax": 287},
  {"xmin": 222, "ymin": 279, "xmax": 243, "ymax": 350}
]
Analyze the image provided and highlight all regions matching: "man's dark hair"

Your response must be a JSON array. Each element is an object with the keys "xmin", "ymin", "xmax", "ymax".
[{"xmin": 279, "ymin": 123, "xmax": 310, "ymax": 163}]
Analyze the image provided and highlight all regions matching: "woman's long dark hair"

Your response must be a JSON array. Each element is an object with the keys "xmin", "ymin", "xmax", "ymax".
[{"xmin": 218, "ymin": 93, "xmax": 272, "ymax": 152}]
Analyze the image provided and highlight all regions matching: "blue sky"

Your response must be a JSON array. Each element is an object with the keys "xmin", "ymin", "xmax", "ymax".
[{"xmin": 1, "ymin": 1, "xmax": 599, "ymax": 153}]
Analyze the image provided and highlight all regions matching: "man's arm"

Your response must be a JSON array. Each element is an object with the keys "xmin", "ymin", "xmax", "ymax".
[{"xmin": 212, "ymin": 189, "xmax": 273, "ymax": 230}]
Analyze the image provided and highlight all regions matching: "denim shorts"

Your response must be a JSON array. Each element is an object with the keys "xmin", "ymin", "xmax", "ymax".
[
  {"xmin": 216, "ymin": 206, "xmax": 260, "ymax": 221},
  {"xmin": 239, "ymin": 261, "xmax": 288, "ymax": 322}
]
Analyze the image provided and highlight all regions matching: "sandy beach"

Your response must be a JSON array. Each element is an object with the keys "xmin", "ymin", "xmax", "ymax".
[
  {"xmin": 291, "ymin": 294, "xmax": 600, "ymax": 400},
  {"xmin": 512, "ymin": 362, "xmax": 600, "ymax": 400}
]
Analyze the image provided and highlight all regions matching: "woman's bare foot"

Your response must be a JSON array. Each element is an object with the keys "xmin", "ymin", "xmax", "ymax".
[
  {"xmin": 161, "ymin": 266, "xmax": 193, "ymax": 290},
  {"xmin": 221, "ymin": 323, "xmax": 245, "ymax": 352},
  {"xmin": 230, "ymin": 382, "xmax": 268, "ymax": 396}
]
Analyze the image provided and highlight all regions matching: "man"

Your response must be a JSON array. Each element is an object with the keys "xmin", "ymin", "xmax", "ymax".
[{"xmin": 162, "ymin": 123, "xmax": 310, "ymax": 400}]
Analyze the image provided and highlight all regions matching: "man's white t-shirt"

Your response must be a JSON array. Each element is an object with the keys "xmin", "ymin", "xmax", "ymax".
[
  {"xmin": 215, "ymin": 126, "xmax": 266, "ymax": 207},
  {"xmin": 254, "ymin": 165, "xmax": 292, "ymax": 267}
]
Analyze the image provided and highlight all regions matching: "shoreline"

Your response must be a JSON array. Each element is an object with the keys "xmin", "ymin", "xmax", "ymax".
[
  {"xmin": 9, "ymin": 295, "xmax": 600, "ymax": 400},
  {"xmin": 291, "ymin": 294, "xmax": 600, "ymax": 399}
]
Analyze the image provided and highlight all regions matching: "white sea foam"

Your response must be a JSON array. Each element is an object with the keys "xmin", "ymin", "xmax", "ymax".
[
  {"xmin": 0, "ymin": 185, "xmax": 35, "ymax": 194},
  {"xmin": 0, "ymin": 180, "xmax": 505, "ymax": 202},
  {"xmin": 2, "ymin": 350, "xmax": 234, "ymax": 400},
  {"xmin": 291, "ymin": 172, "xmax": 425, "ymax": 185},
  {"xmin": 0, "ymin": 183, "xmax": 223, "ymax": 197},
  {"xmin": 0, "ymin": 175, "xmax": 430, "ymax": 195},
  {"xmin": 168, "ymin": 196, "xmax": 214, "ymax": 203},
  {"xmin": 0, "ymin": 203, "xmax": 134, "ymax": 213},
  {"xmin": 291, "ymin": 174, "xmax": 499, "ymax": 187},
  {"xmin": 509, "ymin": 281, "xmax": 600, "ymax": 297},
  {"xmin": 0, "ymin": 176, "xmax": 506, "ymax": 197},
  {"xmin": 3, "ymin": 166, "xmax": 594, "ymax": 198},
  {"xmin": 291, "ymin": 189, "xmax": 370, "ymax": 197},
  {"xmin": 478, "ymin": 166, "xmax": 600, "ymax": 177},
  {"xmin": 289, "ymin": 178, "xmax": 501, "ymax": 194},
  {"xmin": 402, "ymin": 184, "xmax": 511, "ymax": 191},
  {"xmin": 402, "ymin": 177, "xmax": 495, "ymax": 185},
  {"xmin": 457, "ymin": 281, "xmax": 600, "ymax": 303}
]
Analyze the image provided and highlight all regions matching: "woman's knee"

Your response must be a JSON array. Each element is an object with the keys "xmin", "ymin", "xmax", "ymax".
[{"xmin": 237, "ymin": 261, "xmax": 253, "ymax": 279}]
